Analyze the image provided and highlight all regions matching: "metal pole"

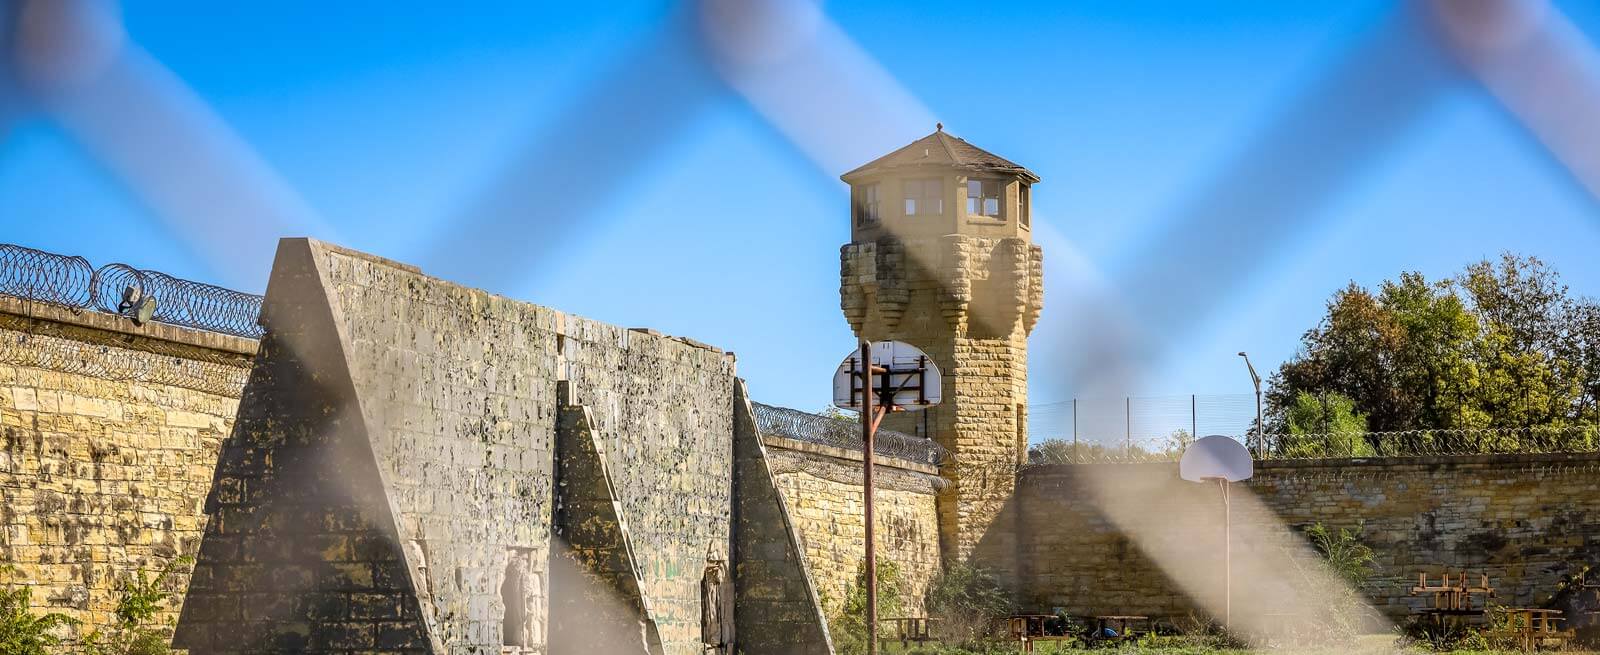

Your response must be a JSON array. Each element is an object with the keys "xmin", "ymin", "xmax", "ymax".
[
  {"xmin": 1222, "ymin": 479, "xmax": 1231, "ymax": 632},
  {"xmin": 860, "ymin": 341, "xmax": 878, "ymax": 655},
  {"xmin": 1255, "ymin": 389, "xmax": 1263, "ymax": 457},
  {"xmin": 1191, "ymin": 394, "xmax": 1197, "ymax": 441},
  {"xmin": 1125, "ymin": 396, "xmax": 1131, "ymax": 454},
  {"xmin": 1072, "ymin": 398, "xmax": 1078, "ymax": 455},
  {"xmin": 1239, "ymin": 353, "xmax": 1262, "ymax": 455}
]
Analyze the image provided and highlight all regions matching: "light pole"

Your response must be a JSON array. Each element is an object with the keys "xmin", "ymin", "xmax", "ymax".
[{"xmin": 1237, "ymin": 352, "xmax": 1262, "ymax": 454}]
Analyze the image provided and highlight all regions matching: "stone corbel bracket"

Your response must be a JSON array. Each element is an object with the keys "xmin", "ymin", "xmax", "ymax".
[{"xmin": 1024, "ymin": 244, "xmax": 1044, "ymax": 335}]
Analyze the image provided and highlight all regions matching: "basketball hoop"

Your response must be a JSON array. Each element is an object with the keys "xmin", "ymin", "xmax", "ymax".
[
  {"xmin": 1179, "ymin": 435, "xmax": 1254, "ymax": 633},
  {"xmin": 831, "ymin": 341, "xmax": 942, "ymax": 655}
]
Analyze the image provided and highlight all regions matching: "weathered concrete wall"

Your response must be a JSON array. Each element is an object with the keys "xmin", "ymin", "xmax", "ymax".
[
  {"xmin": 1013, "ymin": 454, "xmax": 1600, "ymax": 623},
  {"xmin": 0, "ymin": 297, "xmax": 253, "ymax": 637},
  {"xmin": 733, "ymin": 384, "xmax": 833, "ymax": 655},
  {"xmin": 765, "ymin": 436, "xmax": 943, "ymax": 615},
  {"xmin": 173, "ymin": 238, "xmax": 825, "ymax": 654}
]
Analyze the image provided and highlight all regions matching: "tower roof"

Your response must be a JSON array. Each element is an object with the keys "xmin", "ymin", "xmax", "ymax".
[{"xmin": 841, "ymin": 126, "xmax": 1039, "ymax": 184}]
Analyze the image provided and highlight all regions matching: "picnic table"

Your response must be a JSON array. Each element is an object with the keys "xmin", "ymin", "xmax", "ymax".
[
  {"xmin": 879, "ymin": 617, "xmax": 935, "ymax": 648},
  {"xmin": 1411, "ymin": 571, "xmax": 1495, "ymax": 625},
  {"xmin": 1493, "ymin": 607, "xmax": 1573, "ymax": 650}
]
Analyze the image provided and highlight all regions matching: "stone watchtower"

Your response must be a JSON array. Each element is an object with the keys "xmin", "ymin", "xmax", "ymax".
[{"xmin": 839, "ymin": 126, "xmax": 1043, "ymax": 560}]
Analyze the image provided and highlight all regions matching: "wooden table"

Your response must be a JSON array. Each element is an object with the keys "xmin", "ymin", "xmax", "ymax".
[
  {"xmin": 879, "ymin": 617, "xmax": 935, "ymax": 648},
  {"xmin": 1411, "ymin": 571, "xmax": 1494, "ymax": 631},
  {"xmin": 1494, "ymin": 607, "xmax": 1573, "ymax": 651},
  {"xmin": 1007, "ymin": 614, "xmax": 1074, "ymax": 653}
]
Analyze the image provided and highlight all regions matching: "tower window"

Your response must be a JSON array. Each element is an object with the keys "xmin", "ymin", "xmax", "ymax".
[
  {"xmin": 904, "ymin": 178, "xmax": 943, "ymax": 216},
  {"xmin": 855, "ymin": 183, "xmax": 880, "ymax": 225},
  {"xmin": 1019, "ymin": 184, "xmax": 1031, "ymax": 227},
  {"xmin": 966, "ymin": 179, "xmax": 1003, "ymax": 219}
]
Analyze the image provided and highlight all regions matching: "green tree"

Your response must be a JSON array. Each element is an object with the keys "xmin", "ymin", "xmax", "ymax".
[
  {"xmin": 1270, "ymin": 253, "xmax": 1598, "ymax": 452},
  {"xmin": 1276, "ymin": 392, "xmax": 1372, "ymax": 457}
]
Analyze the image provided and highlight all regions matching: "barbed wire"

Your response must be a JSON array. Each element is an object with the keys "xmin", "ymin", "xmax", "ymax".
[
  {"xmin": 751, "ymin": 402, "xmax": 948, "ymax": 466},
  {"xmin": 0, "ymin": 243, "xmax": 96, "ymax": 307},
  {"xmin": 0, "ymin": 243, "xmax": 264, "ymax": 339},
  {"xmin": 1025, "ymin": 426, "xmax": 1600, "ymax": 465}
]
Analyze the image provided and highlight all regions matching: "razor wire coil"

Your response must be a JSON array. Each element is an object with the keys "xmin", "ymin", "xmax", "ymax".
[
  {"xmin": 0, "ymin": 243, "xmax": 96, "ymax": 308},
  {"xmin": 752, "ymin": 402, "xmax": 949, "ymax": 466},
  {"xmin": 0, "ymin": 243, "xmax": 264, "ymax": 338}
]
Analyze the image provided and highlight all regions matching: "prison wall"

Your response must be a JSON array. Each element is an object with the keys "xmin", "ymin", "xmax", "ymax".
[
  {"xmin": 1011, "ymin": 453, "xmax": 1600, "ymax": 623},
  {"xmin": 172, "ymin": 238, "xmax": 821, "ymax": 655},
  {"xmin": 0, "ymin": 296, "xmax": 254, "ymax": 637},
  {"xmin": 764, "ymin": 437, "xmax": 943, "ymax": 615}
]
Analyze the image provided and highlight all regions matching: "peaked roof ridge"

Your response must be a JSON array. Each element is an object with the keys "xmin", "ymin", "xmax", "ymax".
[
  {"xmin": 932, "ymin": 129, "xmax": 963, "ymax": 164},
  {"xmin": 841, "ymin": 127, "xmax": 1039, "ymax": 183}
]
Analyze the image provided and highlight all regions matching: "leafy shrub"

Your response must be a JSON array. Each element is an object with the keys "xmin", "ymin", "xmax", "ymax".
[
  {"xmin": 1306, "ymin": 523, "xmax": 1374, "ymax": 588},
  {"xmin": 1289, "ymin": 523, "xmax": 1376, "ymax": 643},
  {"xmin": 923, "ymin": 562, "xmax": 1010, "ymax": 647},
  {"xmin": 826, "ymin": 559, "xmax": 905, "ymax": 655},
  {"xmin": 82, "ymin": 556, "xmax": 192, "ymax": 655},
  {"xmin": 0, "ymin": 567, "xmax": 79, "ymax": 655}
]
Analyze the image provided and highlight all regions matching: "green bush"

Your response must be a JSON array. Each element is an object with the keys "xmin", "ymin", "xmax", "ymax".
[
  {"xmin": 826, "ymin": 559, "xmax": 906, "ymax": 655},
  {"xmin": 1306, "ymin": 523, "xmax": 1374, "ymax": 588},
  {"xmin": 923, "ymin": 562, "xmax": 1010, "ymax": 648},
  {"xmin": 1296, "ymin": 523, "xmax": 1376, "ymax": 642},
  {"xmin": 81, "ymin": 556, "xmax": 192, "ymax": 655},
  {"xmin": 0, "ymin": 567, "xmax": 79, "ymax": 655}
]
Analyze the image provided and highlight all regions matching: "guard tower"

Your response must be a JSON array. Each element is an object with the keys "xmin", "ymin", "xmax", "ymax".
[{"xmin": 839, "ymin": 126, "xmax": 1044, "ymax": 560}]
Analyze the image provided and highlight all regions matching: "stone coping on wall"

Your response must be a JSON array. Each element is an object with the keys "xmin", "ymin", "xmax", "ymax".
[
  {"xmin": 761, "ymin": 433, "xmax": 939, "ymax": 475},
  {"xmin": 1020, "ymin": 449, "xmax": 1600, "ymax": 478},
  {"xmin": 0, "ymin": 295, "xmax": 259, "ymax": 355}
]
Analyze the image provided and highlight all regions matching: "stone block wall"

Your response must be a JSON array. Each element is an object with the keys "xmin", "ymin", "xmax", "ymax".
[
  {"xmin": 1012, "ymin": 453, "xmax": 1600, "ymax": 623},
  {"xmin": 764, "ymin": 437, "xmax": 943, "ymax": 615},
  {"xmin": 840, "ymin": 235, "xmax": 1041, "ymax": 563},
  {"xmin": 733, "ymin": 384, "xmax": 832, "ymax": 655},
  {"xmin": 0, "ymin": 298, "xmax": 254, "ymax": 638},
  {"xmin": 171, "ymin": 238, "xmax": 821, "ymax": 654}
]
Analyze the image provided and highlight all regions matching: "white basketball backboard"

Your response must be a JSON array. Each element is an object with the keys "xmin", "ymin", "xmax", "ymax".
[
  {"xmin": 831, "ymin": 341, "xmax": 942, "ymax": 411},
  {"xmin": 1179, "ymin": 435, "xmax": 1253, "ymax": 482}
]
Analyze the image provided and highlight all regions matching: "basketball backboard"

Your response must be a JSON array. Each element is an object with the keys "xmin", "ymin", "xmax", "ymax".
[{"xmin": 831, "ymin": 341, "xmax": 941, "ymax": 411}]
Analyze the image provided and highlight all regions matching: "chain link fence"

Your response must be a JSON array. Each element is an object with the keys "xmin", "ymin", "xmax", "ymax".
[
  {"xmin": 0, "ymin": 243, "xmax": 264, "ymax": 338},
  {"xmin": 1026, "ymin": 426, "xmax": 1600, "ymax": 465},
  {"xmin": 751, "ymin": 402, "xmax": 948, "ymax": 467}
]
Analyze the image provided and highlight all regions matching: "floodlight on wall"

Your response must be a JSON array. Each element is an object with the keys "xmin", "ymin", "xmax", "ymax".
[
  {"xmin": 1179, "ymin": 435, "xmax": 1254, "ymax": 632},
  {"xmin": 117, "ymin": 285, "xmax": 158, "ymax": 326}
]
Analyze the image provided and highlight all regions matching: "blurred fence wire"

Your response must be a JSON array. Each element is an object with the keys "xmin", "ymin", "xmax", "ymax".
[
  {"xmin": 751, "ymin": 401, "xmax": 948, "ymax": 466},
  {"xmin": 0, "ymin": 243, "xmax": 264, "ymax": 338}
]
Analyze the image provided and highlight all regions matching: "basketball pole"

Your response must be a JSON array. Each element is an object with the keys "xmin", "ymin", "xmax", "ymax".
[
  {"xmin": 1220, "ymin": 477, "xmax": 1231, "ymax": 632},
  {"xmin": 860, "ymin": 341, "xmax": 887, "ymax": 655}
]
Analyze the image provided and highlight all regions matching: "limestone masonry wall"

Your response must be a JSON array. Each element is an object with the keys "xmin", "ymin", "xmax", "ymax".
[
  {"xmin": 840, "ymin": 235, "xmax": 1041, "ymax": 563},
  {"xmin": 170, "ymin": 239, "xmax": 822, "ymax": 655},
  {"xmin": 765, "ymin": 437, "xmax": 943, "ymax": 615},
  {"xmin": 0, "ymin": 300, "xmax": 253, "ymax": 639},
  {"xmin": 1014, "ymin": 454, "xmax": 1600, "ymax": 622}
]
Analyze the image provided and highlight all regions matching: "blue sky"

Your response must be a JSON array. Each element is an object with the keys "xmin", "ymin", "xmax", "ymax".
[{"xmin": 5, "ymin": 1, "xmax": 1600, "ymax": 442}]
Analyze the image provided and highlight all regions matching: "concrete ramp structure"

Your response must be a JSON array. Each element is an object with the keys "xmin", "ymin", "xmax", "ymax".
[{"xmin": 174, "ymin": 238, "xmax": 832, "ymax": 655}]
